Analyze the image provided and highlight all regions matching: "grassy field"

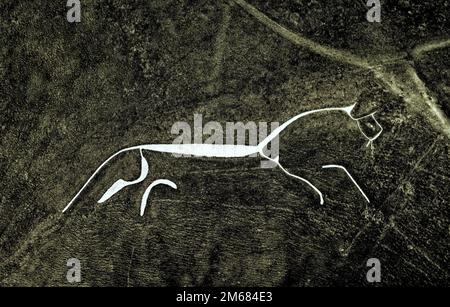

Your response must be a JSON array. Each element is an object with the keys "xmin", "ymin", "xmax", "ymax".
[{"xmin": 0, "ymin": 0, "xmax": 449, "ymax": 286}]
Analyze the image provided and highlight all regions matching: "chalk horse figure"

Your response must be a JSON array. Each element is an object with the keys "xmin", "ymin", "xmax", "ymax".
[{"xmin": 63, "ymin": 104, "xmax": 383, "ymax": 216}]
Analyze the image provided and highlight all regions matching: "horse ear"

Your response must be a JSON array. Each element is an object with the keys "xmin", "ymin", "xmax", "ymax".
[
  {"xmin": 350, "ymin": 100, "xmax": 379, "ymax": 119},
  {"xmin": 351, "ymin": 85, "xmax": 392, "ymax": 118}
]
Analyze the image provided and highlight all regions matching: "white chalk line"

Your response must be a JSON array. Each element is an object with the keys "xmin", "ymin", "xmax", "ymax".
[
  {"xmin": 141, "ymin": 179, "xmax": 177, "ymax": 216},
  {"xmin": 63, "ymin": 104, "xmax": 381, "ymax": 214},
  {"xmin": 322, "ymin": 165, "xmax": 370, "ymax": 203}
]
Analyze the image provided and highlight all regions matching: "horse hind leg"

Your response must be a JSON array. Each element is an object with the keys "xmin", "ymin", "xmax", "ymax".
[
  {"xmin": 140, "ymin": 179, "xmax": 178, "ymax": 216},
  {"xmin": 98, "ymin": 149, "xmax": 149, "ymax": 204}
]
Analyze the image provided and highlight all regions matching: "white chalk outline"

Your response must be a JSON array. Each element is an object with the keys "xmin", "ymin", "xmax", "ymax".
[
  {"xmin": 63, "ymin": 104, "xmax": 382, "ymax": 215},
  {"xmin": 141, "ymin": 179, "xmax": 177, "ymax": 216},
  {"xmin": 355, "ymin": 112, "xmax": 384, "ymax": 148},
  {"xmin": 322, "ymin": 165, "xmax": 371, "ymax": 203}
]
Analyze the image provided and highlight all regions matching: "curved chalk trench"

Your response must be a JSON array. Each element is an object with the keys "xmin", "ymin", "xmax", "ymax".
[
  {"xmin": 140, "ymin": 180, "xmax": 178, "ymax": 216},
  {"xmin": 98, "ymin": 149, "xmax": 149, "ymax": 204}
]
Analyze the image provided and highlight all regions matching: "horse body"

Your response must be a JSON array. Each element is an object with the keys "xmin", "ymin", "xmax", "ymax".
[
  {"xmin": 140, "ymin": 144, "xmax": 259, "ymax": 158},
  {"xmin": 64, "ymin": 103, "xmax": 382, "ymax": 215}
]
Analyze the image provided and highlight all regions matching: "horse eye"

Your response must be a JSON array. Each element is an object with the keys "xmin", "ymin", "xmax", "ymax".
[{"xmin": 357, "ymin": 115, "xmax": 382, "ymax": 140}]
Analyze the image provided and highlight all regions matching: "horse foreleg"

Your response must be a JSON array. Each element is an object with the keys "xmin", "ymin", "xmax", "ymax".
[{"xmin": 260, "ymin": 152, "xmax": 324, "ymax": 205}]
